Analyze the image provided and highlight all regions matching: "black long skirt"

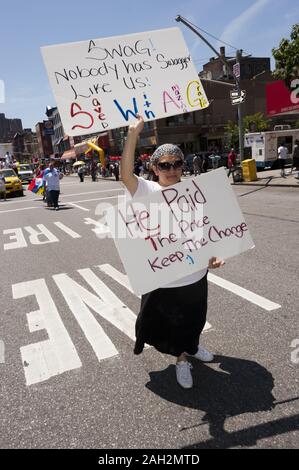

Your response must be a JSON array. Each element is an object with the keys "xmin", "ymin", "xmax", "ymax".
[{"xmin": 134, "ymin": 274, "xmax": 208, "ymax": 357}]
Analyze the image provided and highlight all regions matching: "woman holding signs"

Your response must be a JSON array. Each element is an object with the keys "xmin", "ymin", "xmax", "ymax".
[{"xmin": 121, "ymin": 115, "xmax": 225, "ymax": 389}]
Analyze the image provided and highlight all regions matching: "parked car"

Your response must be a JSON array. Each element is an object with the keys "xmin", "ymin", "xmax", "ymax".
[
  {"xmin": 17, "ymin": 163, "xmax": 34, "ymax": 183},
  {"xmin": 0, "ymin": 168, "xmax": 24, "ymax": 197}
]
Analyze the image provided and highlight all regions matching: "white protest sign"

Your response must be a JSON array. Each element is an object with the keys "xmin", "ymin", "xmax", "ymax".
[
  {"xmin": 106, "ymin": 168, "xmax": 254, "ymax": 295},
  {"xmin": 41, "ymin": 28, "xmax": 209, "ymax": 136}
]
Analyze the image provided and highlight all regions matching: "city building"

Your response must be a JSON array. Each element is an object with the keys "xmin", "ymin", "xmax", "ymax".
[
  {"xmin": 0, "ymin": 113, "xmax": 23, "ymax": 143},
  {"xmin": 125, "ymin": 47, "xmax": 275, "ymax": 155},
  {"xmin": 35, "ymin": 122, "xmax": 54, "ymax": 159},
  {"xmin": 12, "ymin": 129, "xmax": 39, "ymax": 162}
]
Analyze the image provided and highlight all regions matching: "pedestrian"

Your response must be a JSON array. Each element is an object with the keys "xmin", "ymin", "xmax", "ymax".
[
  {"xmin": 91, "ymin": 161, "xmax": 97, "ymax": 182},
  {"xmin": 121, "ymin": 115, "xmax": 225, "ymax": 389},
  {"xmin": 113, "ymin": 162, "xmax": 120, "ymax": 181},
  {"xmin": 78, "ymin": 165, "xmax": 84, "ymax": 182},
  {"xmin": 44, "ymin": 161, "xmax": 63, "ymax": 211},
  {"xmin": 209, "ymin": 152, "xmax": 221, "ymax": 170},
  {"xmin": 193, "ymin": 154, "xmax": 202, "ymax": 176},
  {"xmin": 277, "ymin": 142, "xmax": 288, "ymax": 178},
  {"xmin": 12, "ymin": 160, "xmax": 19, "ymax": 176},
  {"xmin": 0, "ymin": 175, "xmax": 6, "ymax": 201},
  {"xmin": 42, "ymin": 163, "xmax": 51, "ymax": 202},
  {"xmin": 291, "ymin": 140, "xmax": 299, "ymax": 179},
  {"xmin": 227, "ymin": 148, "xmax": 237, "ymax": 179}
]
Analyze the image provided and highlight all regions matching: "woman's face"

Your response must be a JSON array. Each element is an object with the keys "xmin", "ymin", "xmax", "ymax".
[{"xmin": 153, "ymin": 155, "xmax": 183, "ymax": 186}]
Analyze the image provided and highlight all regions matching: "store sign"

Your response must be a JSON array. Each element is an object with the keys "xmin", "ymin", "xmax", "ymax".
[{"xmin": 266, "ymin": 80, "xmax": 299, "ymax": 116}]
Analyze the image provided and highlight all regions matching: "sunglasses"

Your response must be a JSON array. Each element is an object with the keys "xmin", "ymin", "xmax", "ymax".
[{"xmin": 157, "ymin": 160, "xmax": 183, "ymax": 171}]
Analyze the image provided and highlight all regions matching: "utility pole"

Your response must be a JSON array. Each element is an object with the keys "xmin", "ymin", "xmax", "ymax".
[
  {"xmin": 235, "ymin": 49, "xmax": 244, "ymax": 162},
  {"xmin": 175, "ymin": 15, "xmax": 245, "ymax": 161}
]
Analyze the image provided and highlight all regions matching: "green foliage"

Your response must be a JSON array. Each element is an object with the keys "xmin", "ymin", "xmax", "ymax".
[
  {"xmin": 224, "ymin": 121, "xmax": 239, "ymax": 149},
  {"xmin": 243, "ymin": 113, "xmax": 270, "ymax": 132},
  {"xmin": 272, "ymin": 24, "xmax": 299, "ymax": 89},
  {"xmin": 224, "ymin": 113, "xmax": 270, "ymax": 147}
]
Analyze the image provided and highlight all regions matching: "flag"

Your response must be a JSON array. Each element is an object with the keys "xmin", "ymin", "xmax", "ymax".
[{"xmin": 28, "ymin": 178, "xmax": 44, "ymax": 195}]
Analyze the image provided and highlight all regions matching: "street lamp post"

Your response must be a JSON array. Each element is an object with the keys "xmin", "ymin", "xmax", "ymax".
[{"xmin": 175, "ymin": 15, "xmax": 245, "ymax": 162}]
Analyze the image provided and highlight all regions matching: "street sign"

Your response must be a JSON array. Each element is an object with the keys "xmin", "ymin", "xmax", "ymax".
[
  {"xmin": 231, "ymin": 97, "xmax": 244, "ymax": 105},
  {"xmin": 230, "ymin": 90, "xmax": 246, "ymax": 105},
  {"xmin": 230, "ymin": 90, "xmax": 239, "ymax": 98},
  {"xmin": 43, "ymin": 120, "xmax": 54, "ymax": 136},
  {"xmin": 233, "ymin": 62, "xmax": 240, "ymax": 78}
]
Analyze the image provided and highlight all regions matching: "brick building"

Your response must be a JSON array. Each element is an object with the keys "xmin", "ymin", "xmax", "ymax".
[{"xmin": 0, "ymin": 113, "xmax": 23, "ymax": 143}]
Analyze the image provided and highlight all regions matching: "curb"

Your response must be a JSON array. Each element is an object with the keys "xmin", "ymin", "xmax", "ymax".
[{"xmin": 232, "ymin": 181, "xmax": 299, "ymax": 188}]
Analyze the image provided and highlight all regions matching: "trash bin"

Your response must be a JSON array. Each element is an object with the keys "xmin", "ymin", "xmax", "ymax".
[
  {"xmin": 233, "ymin": 165, "xmax": 243, "ymax": 183},
  {"xmin": 242, "ymin": 159, "xmax": 257, "ymax": 182}
]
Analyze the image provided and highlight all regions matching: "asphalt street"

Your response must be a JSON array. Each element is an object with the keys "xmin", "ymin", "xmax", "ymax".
[{"xmin": 0, "ymin": 175, "xmax": 298, "ymax": 449}]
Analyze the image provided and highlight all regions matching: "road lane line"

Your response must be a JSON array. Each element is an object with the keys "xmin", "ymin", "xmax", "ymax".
[
  {"xmin": 68, "ymin": 202, "xmax": 90, "ymax": 212},
  {"xmin": 208, "ymin": 272, "xmax": 281, "ymax": 311},
  {"xmin": 0, "ymin": 206, "xmax": 39, "ymax": 214},
  {"xmin": 69, "ymin": 195, "xmax": 125, "ymax": 204},
  {"xmin": 0, "ymin": 195, "xmax": 125, "ymax": 214},
  {"xmin": 97, "ymin": 264, "xmax": 212, "ymax": 332},
  {"xmin": 61, "ymin": 188, "xmax": 123, "ymax": 198},
  {"xmin": 54, "ymin": 222, "xmax": 82, "ymax": 238},
  {"xmin": 0, "ymin": 188, "xmax": 124, "ymax": 207}
]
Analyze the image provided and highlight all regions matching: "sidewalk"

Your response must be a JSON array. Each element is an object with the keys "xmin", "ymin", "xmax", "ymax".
[{"xmin": 231, "ymin": 167, "xmax": 299, "ymax": 188}]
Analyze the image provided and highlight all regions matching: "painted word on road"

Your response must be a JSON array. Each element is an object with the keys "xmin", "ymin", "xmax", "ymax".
[
  {"xmin": 1, "ymin": 219, "xmax": 109, "ymax": 251},
  {"xmin": 12, "ymin": 267, "xmax": 137, "ymax": 386}
]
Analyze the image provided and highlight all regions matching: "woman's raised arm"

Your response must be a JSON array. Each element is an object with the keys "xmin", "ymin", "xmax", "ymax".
[{"xmin": 121, "ymin": 114, "xmax": 144, "ymax": 196}]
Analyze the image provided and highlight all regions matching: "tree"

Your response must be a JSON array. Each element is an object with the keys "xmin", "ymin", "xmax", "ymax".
[
  {"xmin": 272, "ymin": 24, "xmax": 299, "ymax": 89},
  {"xmin": 243, "ymin": 113, "xmax": 270, "ymax": 133},
  {"xmin": 224, "ymin": 121, "xmax": 239, "ymax": 149},
  {"xmin": 224, "ymin": 113, "xmax": 270, "ymax": 148}
]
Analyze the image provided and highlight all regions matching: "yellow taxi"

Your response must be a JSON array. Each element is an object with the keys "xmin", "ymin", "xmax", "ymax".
[{"xmin": 0, "ymin": 168, "xmax": 24, "ymax": 197}]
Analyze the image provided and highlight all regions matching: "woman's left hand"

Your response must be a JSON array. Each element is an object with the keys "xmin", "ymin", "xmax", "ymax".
[{"xmin": 208, "ymin": 257, "xmax": 225, "ymax": 269}]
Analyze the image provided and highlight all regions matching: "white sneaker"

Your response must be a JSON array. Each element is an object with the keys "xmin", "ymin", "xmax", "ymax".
[
  {"xmin": 190, "ymin": 345, "xmax": 214, "ymax": 362},
  {"xmin": 176, "ymin": 361, "xmax": 193, "ymax": 389}
]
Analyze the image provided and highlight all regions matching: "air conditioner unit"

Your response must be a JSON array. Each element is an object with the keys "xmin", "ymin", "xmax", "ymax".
[{"xmin": 274, "ymin": 125, "xmax": 291, "ymax": 131}]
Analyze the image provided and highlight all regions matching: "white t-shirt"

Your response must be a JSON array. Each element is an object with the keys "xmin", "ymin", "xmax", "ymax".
[
  {"xmin": 44, "ymin": 169, "xmax": 61, "ymax": 191},
  {"xmin": 124, "ymin": 176, "xmax": 207, "ymax": 289},
  {"xmin": 278, "ymin": 146, "xmax": 288, "ymax": 159}
]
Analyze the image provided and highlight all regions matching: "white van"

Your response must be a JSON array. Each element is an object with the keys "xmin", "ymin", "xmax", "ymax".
[{"xmin": 244, "ymin": 128, "xmax": 299, "ymax": 169}]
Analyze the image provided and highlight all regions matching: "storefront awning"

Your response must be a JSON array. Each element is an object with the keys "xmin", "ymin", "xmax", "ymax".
[{"xmin": 61, "ymin": 149, "xmax": 77, "ymax": 160}]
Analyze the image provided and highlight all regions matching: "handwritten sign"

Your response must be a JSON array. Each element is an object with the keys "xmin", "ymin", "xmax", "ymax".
[
  {"xmin": 41, "ymin": 28, "xmax": 209, "ymax": 136},
  {"xmin": 106, "ymin": 168, "xmax": 254, "ymax": 295}
]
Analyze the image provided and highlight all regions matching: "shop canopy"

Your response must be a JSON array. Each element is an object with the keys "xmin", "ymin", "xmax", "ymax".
[{"xmin": 61, "ymin": 149, "xmax": 77, "ymax": 160}]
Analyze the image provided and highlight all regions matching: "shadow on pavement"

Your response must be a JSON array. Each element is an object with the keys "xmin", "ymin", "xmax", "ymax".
[
  {"xmin": 146, "ymin": 355, "xmax": 280, "ymax": 448},
  {"xmin": 44, "ymin": 205, "xmax": 74, "ymax": 211}
]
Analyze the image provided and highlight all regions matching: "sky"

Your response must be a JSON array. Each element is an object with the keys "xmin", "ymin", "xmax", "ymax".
[{"xmin": 0, "ymin": 0, "xmax": 298, "ymax": 129}]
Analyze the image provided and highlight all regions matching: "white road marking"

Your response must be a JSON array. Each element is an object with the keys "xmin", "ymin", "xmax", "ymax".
[
  {"xmin": 84, "ymin": 218, "xmax": 111, "ymax": 236},
  {"xmin": 68, "ymin": 202, "xmax": 90, "ymax": 212},
  {"xmin": 12, "ymin": 279, "xmax": 82, "ymax": 386},
  {"xmin": 24, "ymin": 224, "xmax": 59, "ymax": 245},
  {"xmin": 97, "ymin": 264, "xmax": 212, "ymax": 332},
  {"xmin": 3, "ymin": 228, "xmax": 28, "ymax": 250},
  {"xmin": 0, "ymin": 195, "xmax": 125, "ymax": 214},
  {"xmin": 98, "ymin": 264, "xmax": 140, "ymax": 298},
  {"xmin": 0, "ymin": 206, "xmax": 38, "ymax": 214},
  {"xmin": 61, "ymin": 188, "xmax": 123, "ymax": 198},
  {"xmin": 208, "ymin": 272, "xmax": 281, "ymax": 311},
  {"xmin": 53, "ymin": 269, "xmax": 137, "ymax": 361},
  {"xmin": 69, "ymin": 195, "xmax": 125, "ymax": 204},
  {"xmin": 54, "ymin": 222, "xmax": 82, "ymax": 238}
]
